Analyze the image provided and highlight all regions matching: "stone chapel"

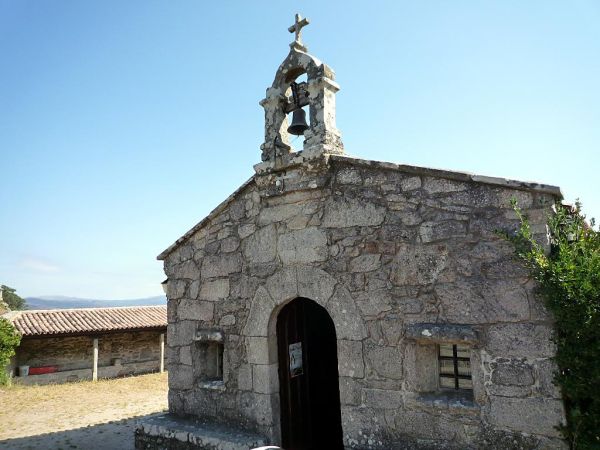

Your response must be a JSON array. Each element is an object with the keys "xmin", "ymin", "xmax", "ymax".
[{"xmin": 137, "ymin": 15, "xmax": 567, "ymax": 450}]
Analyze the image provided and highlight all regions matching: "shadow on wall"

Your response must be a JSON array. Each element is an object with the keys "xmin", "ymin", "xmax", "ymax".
[{"xmin": 0, "ymin": 412, "xmax": 165, "ymax": 450}]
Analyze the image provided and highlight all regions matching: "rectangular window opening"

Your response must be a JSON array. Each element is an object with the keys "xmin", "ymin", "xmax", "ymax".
[
  {"xmin": 438, "ymin": 344, "xmax": 472, "ymax": 391},
  {"xmin": 193, "ymin": 341, "xmax": 224, "ymax": 383}
]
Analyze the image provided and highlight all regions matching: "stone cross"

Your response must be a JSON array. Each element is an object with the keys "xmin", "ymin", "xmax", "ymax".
[{"xmin": 288, "ymin": 13, "xmax": 310, "ymax": 45}]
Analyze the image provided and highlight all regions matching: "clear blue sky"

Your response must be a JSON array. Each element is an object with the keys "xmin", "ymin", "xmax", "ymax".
[{"xmin": 1, "ymin": 1, "xmax": 598, "ymax": 299}]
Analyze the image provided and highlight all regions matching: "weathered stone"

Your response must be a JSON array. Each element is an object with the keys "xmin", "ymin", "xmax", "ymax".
[
  {"xmin": 423, "ymin": 177, "xmax": 468, "ymax": 194},
  {"xmin": 219, "ymin": 315, "xmax": 236, "ymax": 326},
  {"xmin": 220, "ymin": 236, "xmax": 240, "ymax": 253},
  {"xmin": 403, "ymin": 342, "xmax": 439, "ymax": 392},
  {"xmin": 245, "ymin": 336, "xmax": 273, "ymax": 365},
  {"xmin": 237, "ymin": 363, "xmax": 253, "ymax": 391},
  {"xmin": 364, "ymin": 344, "xmax": 403, "ymax": 380},
  {"xmin": 537, "ymin": 358, "xmax": 562, "ymax": 398},
  {"xmin": 240, "ymin": 392, "xmax": 276, "ymax": 428},
  {"xmin": 361, "ymin": 388, "xmax": 404, "ymax": 409},
  {"xmin": 244, "ymin": 286, "xmax": 275, "ymax": 337},
  {"xmin": 287, "ymin": 214, "xmax": 310, "ymax": 230},
  {"xmin": 265, "ymin": 268, "xmax": 297, "ymax": 304},
  {"xmin": 327, "ymin": 287, "xmax": 367, "ymax": 340},
  {"xmin": 166, "ymin": 280, "xmax": 187, "ymax": 300},
  {"xmin": 179, "ymin": 345, "xmax": 192, "ymax": 366},
  {"xmin": 405, "ymin": 323, "xmax": 479, "ymax": 345},
  {"xmin": 487, "ymin": 396, "xmax": 564, "ymax": 437},
  {"xmin": 393, "ymin": 297, "xmax": 423, "ymax": 314},
  {"xmin": 393, "ymin": 409, "xmax": 466, "ymax": 442},
  {"xmin": 167, "ymin": 320, "xmax": 196, "ymax": 347},
  {"xmin": 199, "ymin": 278, "xmax": 230, "ymax": 301},
  {"xmin": 277, "ymin": 227, "xmax": 327, "ymax": 264},
  {"xmin": 258, "ymin": 203, "xmax": 299, "ymax": 225},
  {"xmin": 168, "ymin": 364, "xmax": 193, "ymax": 390},
  {"xmin": 337, "ymin": 168, "xmax": 362, "ymax": 185},
  {"xmin": 337, "ymin": 340, "xmax": 364, "ymax": 378},
  {"xmin": 391, "ymin": 244, "xmax": 448, "ymax": 286},
  {"xmin": 322, "ymin": 198, "xmax": 385, "ymax": 228},
  {"xmin": 379, "ymin": 317, "xmax": 404, "ymax": 346},
  {"xmin": 487, "ymin": 323, "xmax": 555, "ymax": 358},
  {"xmin": 178, "ymin": 299, "xmax": 214, "ymax": 322},
  {"xmin": 400, "ymin": 176, "xmax": 421, "ymax": 191},
  {"xmin": 200, "ymin": 254, "xmax": 241, "ymax": 278},
  {"xmin": 238, "ymin": 223, "xmax": 256, "ymax": 239},
  {"xmin": 419, "ymin": 220, "xmax": 467, "ymax": 243},
  {"xmin": 348, "ymin": 254, "xmax": 381, "ymax": 273},
  {"xmin": 242, "ymin": 224, "xmax": 277, "ymax": 263},
  {"xmin": 188, "ymin": 280, "xmax": 200, "ymax": 299},
  {"xmin": 296, "ymin": 266, "xmax": 337, "ymax": 304},
  {"xmin": 229, "ymin": 199, "xmax": 246, "ymax": 221},
  {"xmin": 338, "ymin": 376, "xmax": 361, "ymax": 405},
  {"xmin": 435, "ymin": 281, "xmax": 529, "ymax": 324},
  {"xmin": 355, "ymin": 289, "xmax": 392, "ymax": 317},
  {"xmin": 487, "ymin": 383, "xmax": 532, "ymax": 398},
  {"xmin": 178, "ymin": 260, "xmax": 199, "ymax": 280},
  {"xmin": 491, "ymin": 360, "xmax": 534, "ymax": 386},
  {"xmin": 252, "ymin": 363, "xmax": 278, "ymax": 394}
]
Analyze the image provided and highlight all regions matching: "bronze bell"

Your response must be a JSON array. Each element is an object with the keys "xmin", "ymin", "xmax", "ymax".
[{"xmin": 287, "ymin": 107, "xmax": 309, "ymax": 136}]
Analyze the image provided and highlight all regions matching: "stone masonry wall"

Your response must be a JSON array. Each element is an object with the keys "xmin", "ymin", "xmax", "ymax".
[
  {"xmin": 163, "ymin": 155, "xmax": 565, "ymax": 449},
  {"xmin": 17, "ymin": 330, "xmax": 166, "ymax": 378}
]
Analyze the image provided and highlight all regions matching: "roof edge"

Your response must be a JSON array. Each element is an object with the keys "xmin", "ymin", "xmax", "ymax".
[
  {"xmin": 19, "ymin": 325, "xmax": 167, "ymax": 339},
  {"xmin": 157, "ymin": 176, "xmax": 256, "ymax": 261},
  {"xmin": 157, "ymin": 155, "xmax": 563, "ymax": 261},
  {"xmin": 5, "ymin": 305, "xmax": 166, "ymax": 315},
  {"xmin": 331, "ymin": 155, "xmax": 563, "ymax": 198}
]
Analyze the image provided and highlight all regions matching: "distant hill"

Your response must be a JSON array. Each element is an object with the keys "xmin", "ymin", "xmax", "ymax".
[{"xmin": 24, "ymin": 295, "xmax": 167, "ymax": 310}]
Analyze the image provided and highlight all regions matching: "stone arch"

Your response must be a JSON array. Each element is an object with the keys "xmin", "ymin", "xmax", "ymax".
[
  {"xmin": 243, "ymin": 266, "xmax": 366, "ymax": 364},
  {"xmin": 241, "ymin": 266, "xmax": 366, "ymax": 443},
  {"xmin": 271, "ymin": 49, "xmax": 324, "ymax": 88}
]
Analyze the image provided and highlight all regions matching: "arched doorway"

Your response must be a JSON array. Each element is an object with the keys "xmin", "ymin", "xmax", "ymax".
[{"xmin": 276, "ymin": 297, "xmax": 344, "ymax": 449}]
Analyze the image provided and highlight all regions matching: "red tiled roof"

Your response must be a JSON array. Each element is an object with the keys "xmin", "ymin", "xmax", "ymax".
[{"xmin": 3, "ymin": 306, "xmax": 167, "ymax": 337}]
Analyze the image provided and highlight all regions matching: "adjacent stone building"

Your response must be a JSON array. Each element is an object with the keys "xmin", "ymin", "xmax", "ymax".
[
  {"xmin": 137, "ymin": 15, "xmax": 566, "ymax": 450},
  {"xmin": 4, "ymin": 305, "xmax": 167, "ymax": 385}
]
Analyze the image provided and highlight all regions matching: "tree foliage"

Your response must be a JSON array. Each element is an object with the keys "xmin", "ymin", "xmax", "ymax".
[
  {"xmin": 506, "ymin": 201, "xmax": 600, "ymax": 449},
  {"xmin": 0, "ymin": 285, "xmax": 27, "ymax": 311},
  {"xmin": 0, "ymin": 318, "xmax": 21, "ymax": 385}
]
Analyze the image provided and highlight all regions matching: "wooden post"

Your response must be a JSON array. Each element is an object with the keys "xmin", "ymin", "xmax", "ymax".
[
  {"xmin": 92, "ymin": 338, "xmax": 98, "ymax": 381},
  {"xmin": 159, "ymin": 333, "xmax": 165, "ymax": 373}
]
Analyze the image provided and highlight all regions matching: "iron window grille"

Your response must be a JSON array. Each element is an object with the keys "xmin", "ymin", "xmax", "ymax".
[{"xmin": 438, "ymin": 344, "xmax": 472, "ymax": 390}]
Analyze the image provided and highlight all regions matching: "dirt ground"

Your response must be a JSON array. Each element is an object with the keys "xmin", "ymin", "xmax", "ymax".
[{"xmin": 0, "ymin": 372, "xmax": 168, "ymax": 450}]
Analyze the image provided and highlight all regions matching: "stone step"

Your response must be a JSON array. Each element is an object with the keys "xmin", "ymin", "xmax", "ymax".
[{"xmin": 135, "ymin": 414, "xmax": 269, "ymax": 450}]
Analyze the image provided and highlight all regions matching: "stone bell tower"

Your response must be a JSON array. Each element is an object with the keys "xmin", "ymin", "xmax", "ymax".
[{"xmin": 256, "ymin": 14, "xmax": 344, "ymax": 173}]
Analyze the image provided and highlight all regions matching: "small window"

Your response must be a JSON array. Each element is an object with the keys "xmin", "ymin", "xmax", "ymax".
[
  {"xmin": 193, "ymin": 341, "xmax": 224, "ymax": 382},
  {"xmin": 438, "ymin": 344, "xmax": 472, "ymax": 390}
]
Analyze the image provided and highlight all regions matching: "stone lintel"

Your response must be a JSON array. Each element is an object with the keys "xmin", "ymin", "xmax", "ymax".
[
  {"xmin": 331, "ymin": 155, "xmax": 563, "ymax": 198},
  {"xmin": 405, "ymin": 323, "xmax": 480, "ymax": 345},
  {"xmin": 194, "ymin": 329, "xmax": 224, "ymax": 343}
]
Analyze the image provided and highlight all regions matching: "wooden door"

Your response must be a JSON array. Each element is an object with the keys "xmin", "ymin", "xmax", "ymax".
[{"xmin": 277, "ymin": 297, "xmax": 343, "ymax": 450}]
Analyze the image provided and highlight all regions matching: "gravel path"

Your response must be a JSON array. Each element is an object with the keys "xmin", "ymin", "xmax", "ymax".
[{"xmin": 0, "ymin": 372, "xmax": 168, "ymax": 450}]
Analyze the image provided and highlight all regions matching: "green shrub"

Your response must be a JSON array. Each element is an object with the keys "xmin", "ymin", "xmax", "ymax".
[
  {"xmin": 505, "ymin": 201, "xmax": 600, "ymax": 449},
  {"xmin": 0, "ymin": 317, "xmax": 21, "ymax": 385}
]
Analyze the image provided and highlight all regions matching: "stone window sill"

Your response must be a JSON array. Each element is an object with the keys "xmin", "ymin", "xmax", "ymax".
[
  {"xmin": 198, "ymin": 380, "xmax": 225, "ymax": 391},
  {"xmin": 414, "ymin": 391, "xmax": 478, "ymax": 414}
]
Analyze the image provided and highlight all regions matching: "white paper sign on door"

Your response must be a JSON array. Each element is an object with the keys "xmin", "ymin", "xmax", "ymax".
[{"xmin": 289, "ymin": 342, "xmax": 303, "ymax": 377}]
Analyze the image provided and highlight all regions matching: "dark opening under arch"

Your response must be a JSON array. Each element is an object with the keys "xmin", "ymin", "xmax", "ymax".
[{"xmin": 277, "ymin": 297, "xmax": 343, "ymax": 450}]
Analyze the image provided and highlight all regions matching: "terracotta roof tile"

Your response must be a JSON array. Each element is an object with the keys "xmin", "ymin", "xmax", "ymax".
[{"xmin": 3, "ymin": 306, "xmax": 167, "ymax": 337}]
